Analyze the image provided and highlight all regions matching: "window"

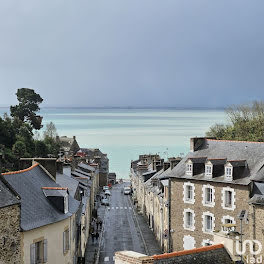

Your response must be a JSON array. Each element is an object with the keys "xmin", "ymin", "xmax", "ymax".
[
  {"xmin": 186, "ymin": 185, "xmax": 193, "ymax": 201},
  {"xmin": 183, "ymin": 182, "xmax": 195, "ymax": 204},
  {"xmin": 225, "ymin": 191, "xmax": 232, "ymax": 207},
  {"xmin": 202, "ymin": 239, "xmax": 213, "ymax": 247},
  {"xmin": 222, "ymin": 187, "xmax": 236, "ymax": 210},
  {"xmin": 30, "ymin": 239, "xmax": 47, "ymax": 264},
  {"xmin": 205, "ymin": 165, "xmax": 212, "ymax": 177},
  {"xmin": 202, "ymin": 212, "xmax": 215, "ymax": 233},
  {"xmin": 225, "ymin": 167, "xmax": 232, "ymax": 180},
  {"xmin": 186, "ymin": 163, "xmax": 193, "ymax": 176},
  {"xmin": 205, "ymin": 215, "xmax": 212, "ymax": 232},
  {"xmin": 186, "ymin": 212, "xmax": 193, "ymax": 227},
  {"xmin": 221, "ymin": 216, "xmax": 236, "ymax": 232},
  {"xmin": 64, "ymin": 194, "xmax": 69, "ymax": 214},
  {"xmin": 202, "ymin": 185, "xmax": 215, "ymax": 207},
  {"xmin": 183, "ymin": 209, "xmax": 195, "ymax": 231},
  {"xmin": 63, "ymin": 229, "xmax": 70, "ymax": 254},
  {"xmin": 205, "ymin": 188, "xmax": 212, "ymax": 204},
  {"xmin": 225, "ymin": 218, "xmax": 233, "ymax": 224}
]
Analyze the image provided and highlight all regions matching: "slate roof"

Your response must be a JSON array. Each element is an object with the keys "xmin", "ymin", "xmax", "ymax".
[
  {"xmin": 74, "ymin": 169, "xmax": 91, "ymax": 177},
  {"xmin": 78, "ymin": 163, "xmax": 96, "ymax": 172},
  {"xmin": 2, "ymin": 164, "xmax": 80, "ymax": 231},
  {"xmin": 56, "ymin": 172, "xmax": 79, "ymax": 198},
  {"xmin": 0, "ymin": 177, "xmax": 20, "ymax": 208},
  {"xmin": 165, "ymin": 139, "xmax": 264, "ymax": 185}
]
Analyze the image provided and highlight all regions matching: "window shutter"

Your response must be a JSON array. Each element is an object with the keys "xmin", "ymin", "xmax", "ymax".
[
  {"xmin": 30, "ymin": 243, "xmax": 36, "ymax": 264},
  {"xmin": 43, "ymin": 239, "xmax": 47, "ymax": 262},
  {"xmin": 63, "ymin": 231, "xmax": 66, "ymax": 254}
]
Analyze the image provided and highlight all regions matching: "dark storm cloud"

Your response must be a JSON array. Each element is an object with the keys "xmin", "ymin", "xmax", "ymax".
[{"xmin": 0, "ymin": 0, "xmax": 264, "ymax": 107}]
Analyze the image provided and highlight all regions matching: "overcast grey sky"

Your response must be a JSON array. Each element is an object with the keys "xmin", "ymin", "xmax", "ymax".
[{"xmin": 0, "ymin": 1, "xmax": 264, "ymax": 108}]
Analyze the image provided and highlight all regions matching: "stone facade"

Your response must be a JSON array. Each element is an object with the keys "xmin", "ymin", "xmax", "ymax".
[
  {"xmin": 170, "ymin": 178, "xmax": 250, "ymax": 251},
  {"xmin": 248, "ymin": 203, "xmax": 264, "ymax": 260},
  {"xmin": 0, "ymin": 204, "xmax": 21, "ymax": 264}
]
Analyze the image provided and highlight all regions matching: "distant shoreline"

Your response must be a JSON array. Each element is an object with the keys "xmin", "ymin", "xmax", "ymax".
[{"xmin": 0, "ymin": 106, "xmax": 226, "ymax": 110}]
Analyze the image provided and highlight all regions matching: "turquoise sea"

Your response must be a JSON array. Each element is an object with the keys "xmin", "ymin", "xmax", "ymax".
[{"xmin": 0, "ymin": 108, "xmax": 226, "ymax": 178}]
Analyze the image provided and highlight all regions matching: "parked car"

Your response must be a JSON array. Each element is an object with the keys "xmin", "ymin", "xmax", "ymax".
[
  {"xmin": 104, "ymin": 190, "xmax": 111, "ymax": 196},
  {"xmin": 101, "ymin": 198, "xmax": 110, "ymax": 206},
  {"xmin": 124, "ymin": 187, "xmax": 131, "ymax": 195},
  {"xmin": 103, "ymin": 186, "xmax": 109, "ymax": 191}
]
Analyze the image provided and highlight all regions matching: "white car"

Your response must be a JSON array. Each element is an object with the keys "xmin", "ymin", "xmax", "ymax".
[
  {"xmin": 101, "ymin": 198, "xmax": 110, "ymax": 206},
  {"xmin": 104, "ymin": 190, "xmax": 111, "ymax": 196},
  {"xmin": 124, "ymin": 187, "xmax": 131, "ymax": 195},
  {"xmin": 103, "ymin": 186, "xmax": 109, "ymax": 191}
]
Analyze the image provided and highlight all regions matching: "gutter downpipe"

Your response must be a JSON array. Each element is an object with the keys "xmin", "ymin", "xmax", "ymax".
[
  {"xmin": 253, "ymin": 204, "xmax": 256, "ymax": 254},
  {"xmin": 168, "ymin": 177, "xmax": 172, "ymax": 253}
]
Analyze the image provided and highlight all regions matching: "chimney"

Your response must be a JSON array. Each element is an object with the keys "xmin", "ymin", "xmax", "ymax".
[
  {"xmin": 71, "ymin": 155, "xmax": 80, "ymax": 172},
  {"xmin": 73, "ymin": 136, "xmax": 76, "ymax": 141},
  {"xmin": 20, "ymin": 158, "xmax": 57, "ymax": 180},
  {"xmin": 190, "ymin": 137, "xmax": 216, "ymax": 152},
  {"xmin": 163, "ymin": 162, "xmax": 170, "ymax": 171},
  {"xmin": 156, "ymin": 164, "xmax": 163, "ymax": 172},
  {"xmin": 56, "ymin": 160, "xmax": 64, "ymax": 174},
  {"xmin": 170, "ymin": 158, "xmax": 181, "ymax": 169}
]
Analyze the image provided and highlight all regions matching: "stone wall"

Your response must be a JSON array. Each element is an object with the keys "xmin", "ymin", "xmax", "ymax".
[
  {"xmin": 248, "ymin": 204, "xmax": 264, "ymax": 259},
  {"xmin": 0, "ymin": 204, "xmax": 21, "ymax": 264},
  {"xmin": 153, "ymin": 247, "xmax": 233, "ymax": 264},
  {"xmin": 170, "ymin": 178, "xmax": 250, "ymax": 251}
]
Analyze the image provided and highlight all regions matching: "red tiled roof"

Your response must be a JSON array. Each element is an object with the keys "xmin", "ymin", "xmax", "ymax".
[
  {"xmin": 152, "ymin": 244, "xmax": 224, "ymax": 260},
  {"xmin": 208, "ymin": 139, "xmax": 264, "ymax": 144},
  {"xmin": 1, "ymin": 163, "xmax": 39, "ymax": 175},
  {"xmin": 41, "ymin": 187, "xmax": 68, "ymax": 190}
]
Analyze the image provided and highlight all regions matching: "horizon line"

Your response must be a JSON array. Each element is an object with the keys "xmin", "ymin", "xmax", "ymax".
[{"xmin": 0, "ymin": 106, "xmax": 226, "ymax": 110}]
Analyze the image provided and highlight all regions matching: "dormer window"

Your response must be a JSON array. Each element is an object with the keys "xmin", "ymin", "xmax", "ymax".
[
  {"xmin": 186, "ymin": 163, "xmax": 193, "ymax": 176},
  {"xmin": 205, "ymin": 165, "xmax": 212, "ymax": 178},
  {"xmin": 225, "ymin": 166, "xmax": 233, "ymax": 180},
  {"xmin": 64, "ymin": 194, "xmax": 69, "ymax": 214}
]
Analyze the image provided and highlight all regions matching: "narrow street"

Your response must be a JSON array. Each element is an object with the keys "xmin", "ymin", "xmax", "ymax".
[{"xmin": 85, "ymin": 182, "xmax": 161, "ymax": 264}]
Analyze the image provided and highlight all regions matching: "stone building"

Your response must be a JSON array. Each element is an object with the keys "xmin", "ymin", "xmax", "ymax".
[
  {"xmin": 165, "ymin": 137, "xmax": 264, "ymax": 255},
  {"xmin": 76, "ymin": 148, "xmax": 109, "ymax": 187},
  {"xmin": 0, "ymin": 177, "xmax": 21, "ymax": 264},
  {"xmin": 130, "ymin": 155, "xmax": 181, "ymax": 252},
  {"xmin": 2, "ymin": 161, "xmax": 81, "ymax": 264},
  {"xmin": 57, "ymin": 135, "xmax": 80, "ymax": 158}
]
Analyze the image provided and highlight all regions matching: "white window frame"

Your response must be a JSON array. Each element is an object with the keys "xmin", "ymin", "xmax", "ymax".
[
  {"xmin": 183, "ymin": 208, "xmax": 195, "ymax": 231},
  {"xmin": 202, "ymin": 212, "xmax": 215, "ymax": 234},
  {"xmin": 221, "ymin": 187, "xmax": 236, "ymax": 211},
  {"xmin": 186, "ymin": 162, "xmax": 193, "ymax": 176},
  {"xmin": 202, "ymin": 184, "xmax": 215, "ymax": 207},
  {"xmin": 183, "ymin": 182, "xmax": 195, "ymax": 204},
  {"xmin": 201, "ymin": 239, "xmax": 214, "ymax": 247},
  {"xmin": 221, "ymin": 215, "xmax": 236, "ymax": 233},
  {"xmin": 225, "ymin": 166, "xmax": 233, "ymax": 181},
  {"xmin": 63, "ymin": 228, "xmax": 70, "ymax": 254},
  {"xmin": 205, "ymin": 165, "xmax": 213, "ymax": 178},
  {"xmin": 64, "ymin": 194, "xmax": 69, "ymax": 214},
  {"xmin": 221, "ymin": 215, "xmax": 236, "ymax": 225}
]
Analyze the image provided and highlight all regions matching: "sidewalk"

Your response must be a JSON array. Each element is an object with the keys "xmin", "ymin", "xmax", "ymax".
[
  {"xmin": 135, "ymin": 213, "xmax": 162, "ymax": 255},
  {"xmin": 85, "ymin": 204, "xmax": 106, "ymax": 264},
  {"xmin": 129, "ymin": 197, "xmax": 162, "ymax": 256}
]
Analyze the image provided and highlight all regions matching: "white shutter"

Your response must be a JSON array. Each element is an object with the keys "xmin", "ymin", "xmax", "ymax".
[
  {"xmin": 63, "ymin": 231, "xmax": 66, "ymax": 254},
  {"xmin": 30, "ymin": 243, "xmax": 36, "ymax": 264},
  {"xmin": 43, "ymin": 239, "xmax": 47, "ymax": 262}
]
